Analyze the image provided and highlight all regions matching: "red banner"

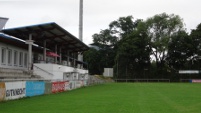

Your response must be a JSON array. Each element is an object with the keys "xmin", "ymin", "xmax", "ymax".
[
  {"xmin": 0, "ymin": 82, "xmax": 5, "ymax": 101},
  {"xmin": 52, "ymin": 81, "xmax": 66, "ymax": 93}
]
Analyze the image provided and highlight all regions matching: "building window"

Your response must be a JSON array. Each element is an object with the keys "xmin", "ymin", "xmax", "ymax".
[
  {"xmin": 1, "ymin": 48, "xmax": 6, "ymax": 65},
  {"xmin": 24, "ymin": 53, "xmax": 27, "ymax": 67},
  {"xmin": 19, "ymin": 52, "xmax": 23, "ymax": 66},
  {"xmin": 8, "ymin": 49, "xmax": 12, "ymax": 66},
  {"xmin": 14, "ymin": 51, "xmax": 18, "ymax": 66}
]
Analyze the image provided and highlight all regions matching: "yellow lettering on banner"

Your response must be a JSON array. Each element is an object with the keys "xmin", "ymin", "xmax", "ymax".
[{"xmin": 0, "ymin": 83, "xmax": 5, "ymax": 101}]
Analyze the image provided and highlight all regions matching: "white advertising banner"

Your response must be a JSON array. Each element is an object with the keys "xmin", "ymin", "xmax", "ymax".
[
  {"xmin": 5, "ymin": 81, "xmax": 26, "ymax": 100},
  {"xmin": 179, "ymin": 70, "xmax": 199, "ymax": 74},
  {"xmin": 84, "ymin": 81, "xmax": 88, "ymax": 86},
  {"xmin": 76, "ymin": 81, "xmax": 82, "ymax": 88},
  {"xmin": 64, "ymin": 81, "xmax": 71, "ymax": 91},
  {"xmin": 69, "ymin": 81, "xmax": 76, "ymax": 90}
]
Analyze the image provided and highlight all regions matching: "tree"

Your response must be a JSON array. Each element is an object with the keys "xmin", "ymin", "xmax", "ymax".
[
  {"xmin": 109, "ymin": 16, "xmax": 141, "ymax": 40},
  {"xmin": 191, "ymin": 23, "xmax": 201, "ymax": 56},
  {"xmin": 92, "ymin": 29, "xmax": 118, "ymax": 47},
  {"xmin": 88, "ymin": 16, "xmax": 141, "ymax": 76},
  {"xmin": 167, "ymin": 31, "xmax": 193, "ymax": 70},
  {"xmin": 114, "ymin": 21, "xmax": 151, "ymax": 79},
  {"xmin": 86, "ymin": 28, "xmax": 117, "ymax": 75},
  {"xmin": 85, "ymin": 14, "xmax": 188, "ymax": 80},
  {"xmin": 190, "ymin": 23, "xmax": 201, "ymax": 69},
  {"xmin": 83, "ymin": 48, "xmax": 102, "ymax": 75},
  {"xmin": 144, "ymin": 13, "xmax": 185, "ymax": 75}
]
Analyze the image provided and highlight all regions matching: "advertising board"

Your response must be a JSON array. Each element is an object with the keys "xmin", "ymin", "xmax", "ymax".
[
  {"xmin": 76, "ymin": 81, "xmax": 83, "ymax": 88},
  {"xmin": 192, "ymin": 79, "xmax": 201, "ymax": 83},
  {"xmin": 69, "ymin": 81, "xmax": 76, "ymax": 90},
  {"xmin": 5, "ymin": 82, "xmax": 26, "ymax": 100},
  {"xmin": 64, "ymin": 81, "xmax": 70, "ymax": 91},
  {"xmin": 84, "ymin": 81, "xmax": 88, "ymax": 86},
  {"xmin": 45, "ymin": 81, "xmax": 52, "ymax": 94},
  {"xmin": 52, "ymin": 81, "xmax": 66, "ymax": 93},
  {"xmin": 26, "ymin": 81, "xmax": 45, "ymax": 97},
  {"xmin": 0, "ymin": 82, "xmax": 5, "ymax": 101}
]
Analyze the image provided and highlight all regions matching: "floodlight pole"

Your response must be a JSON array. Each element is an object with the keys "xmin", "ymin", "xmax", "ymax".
[
  {"xmin": 79, "ymin": 0, "xmax": 83, "ymax": 42},
  {"xmin": 78, "ymin": 0, "xmax": 83, "ymax": 68}
]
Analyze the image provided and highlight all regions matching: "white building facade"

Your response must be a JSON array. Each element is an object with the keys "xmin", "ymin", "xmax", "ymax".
[
  {"xmin": 0, "ymin": 22, "xmax": 89, "ymax": 81},
  {"xmin": 0, "ymin": 41, "xmax": 28, "ymax": 70}
]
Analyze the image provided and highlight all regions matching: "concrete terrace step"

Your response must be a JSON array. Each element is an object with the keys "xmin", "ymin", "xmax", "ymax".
[
  {"xmin": 0, "ymin": 68, "xmax": 31, "ymax": 78},
  {"xmin": 0, "ymin": 68, "xmax": 25, "ymax": 73}
]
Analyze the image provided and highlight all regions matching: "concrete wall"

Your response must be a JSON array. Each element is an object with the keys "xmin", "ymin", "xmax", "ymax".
[
  {"xmin": 0, "ymin": 81, "xmax": 70, "ymax": 101},
  {"xmin": 33, "ymin": 63, "xmax": 88, "ymax": 80},
  {"xmin": 0, "ymin": 76, "xmax": 104, "ymax": 102}
]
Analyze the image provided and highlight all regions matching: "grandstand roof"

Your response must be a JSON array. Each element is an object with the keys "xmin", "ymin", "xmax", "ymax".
[
  {"xmin": 2, "ymin": 22, "xmax": 89, "ymax": 52},
  {"xmin": 0, "ymin": 33, "xmax": 43, "ymax": 52}
]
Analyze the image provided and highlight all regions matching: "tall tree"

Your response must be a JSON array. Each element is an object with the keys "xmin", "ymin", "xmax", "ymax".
[
  {"xmin": 145, "ymin": 13, "xmax": 184, "ymax": 69},
  {"xmin": 93, "ymin": 29, "xmax": 118, "ymax": 47},
  {"xmin": 167, "ymin": 31, "xmax": 193, "ymax": 70},
  {"xmin": 191, "ymin": 23, "xmax": 201, "ymax": 57},
  {"xmin": 83, "ymin": 48, "xmax": 102, "ymax": 75},
  {"xmin": 87, "ymin": 16, "xmax": 141, "ymax": 75},
  {"xmin": 109, "ymin": 16, "xmax": 140, "ymax": 40},
  {"xmin": 115, "ymin": 21, "xmax": 151, "ymax": 79},
  {"xmin": 190, "ymin": 23, "xmax": 201, "ymax": 69}
]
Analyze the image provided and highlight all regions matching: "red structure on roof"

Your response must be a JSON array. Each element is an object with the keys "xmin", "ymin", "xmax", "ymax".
[{"xmin": 46, "ymin": 52, "xmax": 60, "ymax": 57}]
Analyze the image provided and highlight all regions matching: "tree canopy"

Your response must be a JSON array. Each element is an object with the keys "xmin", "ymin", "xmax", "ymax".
[
  {"xmin": 145, "ymin": 13, "xmax": 184, "ymax": 66},
  {"xmin": 84, "ymin": 13, "xmax": 201, "ymax": 81}
]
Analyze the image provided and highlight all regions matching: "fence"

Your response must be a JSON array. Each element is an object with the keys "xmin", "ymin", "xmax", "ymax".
[{"xmin": 115, "ymin": 79, "xmax": 171, "ymax": 83}]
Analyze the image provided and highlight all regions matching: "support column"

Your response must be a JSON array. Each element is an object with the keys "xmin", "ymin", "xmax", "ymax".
[
  {"xmin": 74, "ymin": 53, "xmax": 76, "ymax": 68},
  {"xmin": 59, "ymin": 47, "xmax": 62, "ymax": 64},
  {"xmin": 67, "ymin": 51, "xmax": 70, "ymax": 66},
  {"xmin": 78, "ymin": 53, "xmax": 83, "ymax": 69},
  {"xmin": 28, "ymin": 34, "xmax": 33, "ymax": 71},
  {"xmin": 55, "ymin": 45, "xmax": 57, "ymax": 64},
  {"xmin": 43, "ymin": 40, "xmax": 46, "ymax": 63}
]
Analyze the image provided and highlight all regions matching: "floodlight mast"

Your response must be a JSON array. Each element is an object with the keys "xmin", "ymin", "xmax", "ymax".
[
  {"xmin": 78, "ymin": 0, "xmax": 83, "ymax": 67},
  {"xmin": 79, "ymin": 0, "xmax": 83, "ymax": 42}
]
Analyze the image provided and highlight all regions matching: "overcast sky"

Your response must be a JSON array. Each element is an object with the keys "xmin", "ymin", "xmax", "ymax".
[{"xmin": 1, "ymin": 0, "xmax": 201, "ymax": 44}]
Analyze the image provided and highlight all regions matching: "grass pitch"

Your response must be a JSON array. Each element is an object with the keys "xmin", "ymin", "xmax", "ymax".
[{"xmin": 0, "ymin": 83, "xmax": 201, "ymax": 113}]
